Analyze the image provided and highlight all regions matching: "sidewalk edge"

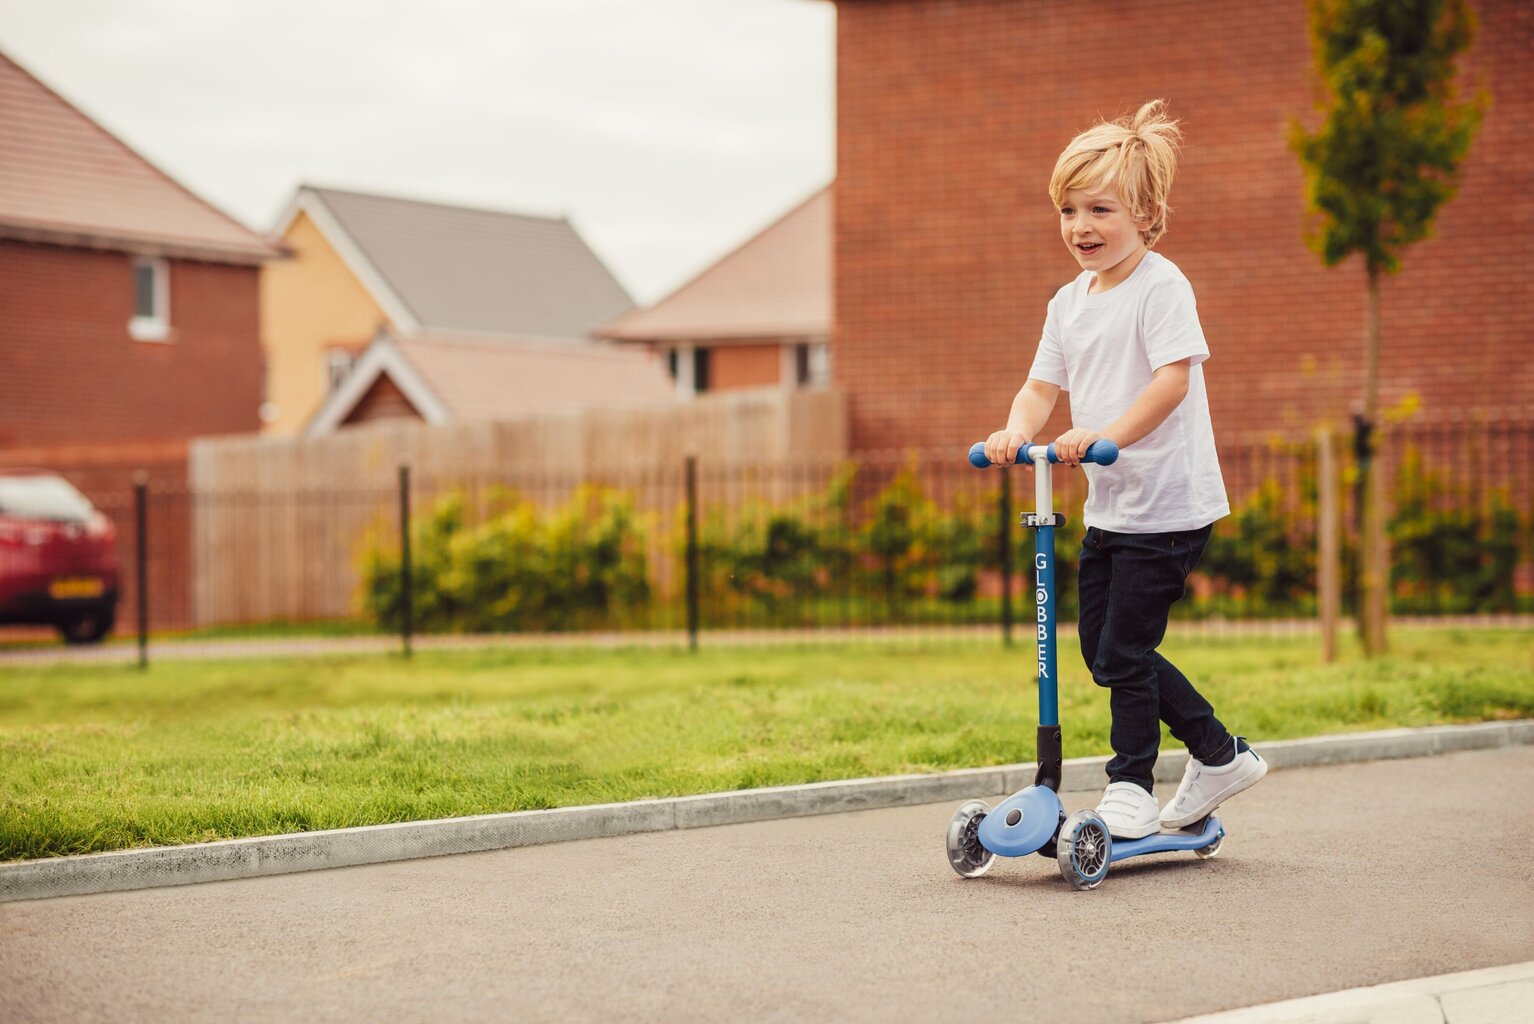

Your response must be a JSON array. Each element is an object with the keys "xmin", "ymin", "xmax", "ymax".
[
  {"xmin": 1158, "ymin": 959, "xmax": 1534, "ymax": 1023},
  {"xmin": 3, "ymin": 719, "xmax": 1530, "ymax": 903}
]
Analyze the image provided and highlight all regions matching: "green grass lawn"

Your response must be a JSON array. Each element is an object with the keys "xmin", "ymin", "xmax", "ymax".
[{"xmin": 2, "ymin": 629, "xmax": 1531, "ymax": 862}]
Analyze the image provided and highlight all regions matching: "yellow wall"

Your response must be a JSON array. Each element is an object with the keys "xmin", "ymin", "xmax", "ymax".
[{"xmin": 259, "ymin": 210, "xmax": 389, "ymax": 436}]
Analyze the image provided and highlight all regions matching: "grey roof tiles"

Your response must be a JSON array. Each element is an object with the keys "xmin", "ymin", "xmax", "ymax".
[{"xmin": 306, "ymin": 186, "xmax": 635, "ymax": 340}]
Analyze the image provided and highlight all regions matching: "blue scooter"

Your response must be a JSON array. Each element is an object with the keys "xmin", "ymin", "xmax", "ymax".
[{"xmin": 947, "ymin": 440, "xmax": 1223, "ymax": 890}]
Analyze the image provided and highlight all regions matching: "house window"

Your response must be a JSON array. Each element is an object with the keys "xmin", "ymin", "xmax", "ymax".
[
  {"xmin": 667, "ymin": 343, "xmax": 709, "ymax": 399},
  {"xmin": 326, "ymin": 349, "xmax": 356, "ymax": 392},
  {"xmin": 128, "ymin": 257, "xmax": 170, "ymax": 342},
  {"xmin": 796, "ymin": 341, "xmax": 830, "ymax": 388}
]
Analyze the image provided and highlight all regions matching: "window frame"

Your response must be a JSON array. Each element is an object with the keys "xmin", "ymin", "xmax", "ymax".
[
  {"xmin": 794, "ymin": 340, "xmax": 830, "ymax": 388},
  {"xmin": 326, "ymin": 348, "xmax": 357, "ymax": 392},
  {"xmin": 128, "ymin": 257, "xmax": 171, "ymax": 342}
]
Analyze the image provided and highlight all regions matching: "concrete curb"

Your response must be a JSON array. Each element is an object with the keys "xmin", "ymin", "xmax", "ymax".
[
  {"xmin": 3, "ymin": 719, "xmax": 1531, "ymax": 903},
  {"xmin": 1160, "ymin": 960, "xmax": 1534, "ymax": 1023}
]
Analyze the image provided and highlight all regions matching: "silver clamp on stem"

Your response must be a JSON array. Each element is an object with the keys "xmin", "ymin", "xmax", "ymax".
[{"xmin": 1021, "ymin": 513, "xmax": 1067, "ymax": 528}]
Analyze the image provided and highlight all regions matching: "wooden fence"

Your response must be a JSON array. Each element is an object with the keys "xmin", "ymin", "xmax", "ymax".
[{"xmin": 188, "ymin": 388, "xmax": 848, "ymax": 625}]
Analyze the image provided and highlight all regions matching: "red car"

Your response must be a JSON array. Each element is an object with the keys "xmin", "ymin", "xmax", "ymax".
[{"xmin": 0, "ymin": 470, "xmax": 120, "ymax": 644}]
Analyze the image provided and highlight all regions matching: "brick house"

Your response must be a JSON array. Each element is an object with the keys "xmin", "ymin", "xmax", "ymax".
[
  {"xmin": 829, "ymin": 0, "xmax": 1531, "ymax": 453},
  {"xmin": 599, "ymin": 187, "xmax": 832, "ymax": 398},
  {"xmin": 0, "ymin": 50, "xmax": 281, "ymax": 634},
  {"xmin": 0, "ymin": 50, "xmax": 281, "ymax": 452}
]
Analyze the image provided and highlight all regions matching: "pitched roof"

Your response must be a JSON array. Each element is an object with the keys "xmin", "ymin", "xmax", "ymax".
[
  {"xmin": 598, "ymin": 186, "xmax": 830, "ymax": 343},
  {"xmin": 304, "ymin": 329, "xmax": 677, "ymax": 437},
  {"xmin": 284, "ymin": 186, "xmax": 636, "ymax": 340},
  {"xmin": 0, "ymin": 51, "xmax": 279, "ymax": 264}
]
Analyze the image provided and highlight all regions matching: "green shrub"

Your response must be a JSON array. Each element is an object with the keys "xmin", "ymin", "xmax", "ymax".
[
  {"xmin": 860, "ymin": 465, "xmax": 938, "ymax": 617},
  {"xmin": 1389, "ymin": 447, "xmax": 1522, "ymax": 613},
  {"xmin": 1200, "ymin": 477, "xmax": 1317, "ymax": 614},
  {"xmin": 690, "ymin": 463, "xmax": 857, "ymax": 625},
  {"xmin": 360, "ymin": 493, "xmax": 467, "ymax": 632},
  {"xmin": 359, "ymin": 438, "xmax": 1527, "ymax": 632},
  {"xmin": 361, "ymin": 486, "xmax": 650, "ymax": 632}
]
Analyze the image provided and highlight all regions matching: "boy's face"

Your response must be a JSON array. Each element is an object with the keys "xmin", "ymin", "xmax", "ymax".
[{"xmin": 1058, "ymin": 186, "xmax": 1152, "ymax": 276}]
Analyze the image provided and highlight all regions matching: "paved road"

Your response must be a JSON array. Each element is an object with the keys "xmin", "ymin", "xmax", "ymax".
[{"xmin": 3, "ymin": 745, "xmax": 1532, "ymax": 1023}]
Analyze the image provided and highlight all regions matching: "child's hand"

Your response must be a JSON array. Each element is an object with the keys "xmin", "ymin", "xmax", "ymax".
[
  {"xmin": 983, "ymin": 430, "xmax": 1033, "ymax": 469},
  {"xmin": 1052, "ymin": 428, "xmax": 1108, "ymax": 466}
]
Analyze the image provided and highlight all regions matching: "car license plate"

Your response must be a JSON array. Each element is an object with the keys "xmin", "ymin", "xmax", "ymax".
[{"xmin": 49, "ymin": 577, "xmax": 104, "ymax": 599}]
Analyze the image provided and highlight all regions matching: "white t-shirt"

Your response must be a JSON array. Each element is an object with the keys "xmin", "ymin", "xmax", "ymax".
[{"xmin": 1027, "ymin": 251, "xmax": 1230, "ymax": 533}]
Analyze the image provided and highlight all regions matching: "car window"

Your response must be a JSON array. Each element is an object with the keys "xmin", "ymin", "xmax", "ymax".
[{"xmin": 0, "ymin": 476, "xmax": 96, "ymax": 523}]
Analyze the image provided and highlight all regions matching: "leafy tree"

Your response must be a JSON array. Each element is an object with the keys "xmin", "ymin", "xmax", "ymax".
[{"xmin": 1290, "ymin": 0, "xmax": 1486, "ymax": 654}]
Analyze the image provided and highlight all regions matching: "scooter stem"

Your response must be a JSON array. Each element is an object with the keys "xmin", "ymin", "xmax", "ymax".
[
  {"xmin": 1028, "ymin": 445, "xmax": 1063, "ymax": 791},
  {"xmin": 967, "ymin": 439, "xmax": 1119, "ymax": 795}
]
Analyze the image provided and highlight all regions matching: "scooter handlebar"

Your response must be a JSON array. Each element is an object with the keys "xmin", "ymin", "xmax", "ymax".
[{"xmin": 968, "ymin": 439, "xmax": 1120, "ymax": 468}]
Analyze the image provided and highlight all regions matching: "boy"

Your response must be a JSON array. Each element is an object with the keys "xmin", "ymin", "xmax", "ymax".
[{"xmin": 983, "ymin": 100, "xmax": 1266, "ymax": 839}]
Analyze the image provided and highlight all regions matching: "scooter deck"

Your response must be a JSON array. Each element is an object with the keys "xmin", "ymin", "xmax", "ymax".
[{"xmin": 1109, "ymin": 817, "xmax": 1222, "ymax": 863}]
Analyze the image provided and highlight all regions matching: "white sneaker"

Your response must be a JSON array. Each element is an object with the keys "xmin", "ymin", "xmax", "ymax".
[
  {"xmin": 1159, "ymin": 738, "xmax": 1268, "ymax": 830},
  {"xmin": 1095, "ymin": 781, "xmax": 1160, "ymax": 839}
]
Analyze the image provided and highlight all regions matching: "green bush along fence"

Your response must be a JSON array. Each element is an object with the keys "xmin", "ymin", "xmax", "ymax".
[{"xmin": 355, "ymin": 420, "xmax": 1533, "ymax": 636}]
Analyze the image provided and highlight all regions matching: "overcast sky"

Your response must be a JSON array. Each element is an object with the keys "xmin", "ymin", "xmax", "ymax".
[{"xmin": 0, "ymin": 0, "xmax": 835, "ymax": 304}]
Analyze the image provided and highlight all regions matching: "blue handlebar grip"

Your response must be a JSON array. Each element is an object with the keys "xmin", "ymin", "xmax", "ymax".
[
  {"xmin": 1050, "ymin": 439, "xmax": 1120, "ymax": 466},
  {"xmin": 968, "ymin": 439, "xmax": 1120, "ymax": 467}
]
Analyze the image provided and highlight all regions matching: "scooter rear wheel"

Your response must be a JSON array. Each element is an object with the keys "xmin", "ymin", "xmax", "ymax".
[
  {"xmin": 1057, "ymin": 810, "xmax": 1112, "ymax": 890},
  {"xmin": 1195, "ymin": 834, "xmax": 1223, "ymax": 859},
  {"xmin": 946, "ymin": 800, "xmax": 995, "ymax": 878}
]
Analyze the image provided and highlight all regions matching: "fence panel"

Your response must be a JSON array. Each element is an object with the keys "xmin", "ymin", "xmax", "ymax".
[{"xmin": 4, "ymin": 421, "xmax": 1528, "ymax": 651}]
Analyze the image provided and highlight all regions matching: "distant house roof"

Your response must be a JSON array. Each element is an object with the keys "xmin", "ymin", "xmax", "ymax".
[
  {"xmin": 304, "ymin": 329, "xmax": 678, "ymax": 437},
  {"xmin": 598, "ymin": 186, "xmax": 830, "ymax": 343},
  {"xmin": 278, "ymin": 186, "xmax": 636, "ymax": 341},
  {"xmin": 0, "ymin": 51, "xmax": 279, "ymax": 264}
]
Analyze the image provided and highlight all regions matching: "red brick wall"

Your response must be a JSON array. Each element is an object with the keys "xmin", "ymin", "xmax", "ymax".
[
  {"xmin": 712, "ymin": 343, "xmax": 783, "ymax": 390},
  {"xmin": 833, "ymin": 0, "xmax": 1532, "ymax": 453},
  {"xmin": 0, "ymin": 240, "xmax": 263, "ymax": 448}
]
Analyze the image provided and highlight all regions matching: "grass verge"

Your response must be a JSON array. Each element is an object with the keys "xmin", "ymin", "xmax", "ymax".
[{"xmin": 2, "ymin": 628, "xmax": 1531, "ymax": 861}]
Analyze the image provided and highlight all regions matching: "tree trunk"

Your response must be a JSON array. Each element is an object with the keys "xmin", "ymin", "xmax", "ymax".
[
  {"xmin": 1318, "ymin": 427, "xmax": 1340, "ymax": 663},
  {"xmin": 1359, "ymin": 268, "xmax": 1389, "ymax": 656}
]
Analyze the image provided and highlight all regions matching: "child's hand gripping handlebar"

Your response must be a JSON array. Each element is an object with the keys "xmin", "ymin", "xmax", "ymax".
[{"xmin": 967, "ymin": 440, "xmax": 1120, "ymax": 468}]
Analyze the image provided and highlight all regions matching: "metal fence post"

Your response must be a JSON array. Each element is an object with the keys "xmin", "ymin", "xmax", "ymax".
[
  {"xmin": 999, "ymin": 470, "xmax": 1013, "ymax": 647},
  {"xmin": 685, "ymin": 455, "xmax": 699, "ymax": 653},
  {"xmin": 133, "ymin": 471, "xmax": 148, "ymax": 670},
  {"xmin": 399, "ymin": 464, "xmax": 412, "ymax": 658}
]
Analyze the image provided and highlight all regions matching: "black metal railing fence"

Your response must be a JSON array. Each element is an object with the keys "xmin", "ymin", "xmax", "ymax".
[{"xmin": 4, "ymin": 419, "xmax": 1529, "ymax": 655}]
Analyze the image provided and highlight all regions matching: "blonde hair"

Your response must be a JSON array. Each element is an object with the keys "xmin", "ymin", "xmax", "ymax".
[{"xmin": 1048, "ymin": 99, "xmax": 1183, "ymax": 247}]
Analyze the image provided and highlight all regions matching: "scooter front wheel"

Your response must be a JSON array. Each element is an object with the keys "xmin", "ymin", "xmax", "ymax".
[
  {"xmin": 1057, "ymin": 810, "xmax": 1112, "ymax": 890},
  {"xmin": 947, "ymin": 800, "xmax": 995, "ymax": 878}
]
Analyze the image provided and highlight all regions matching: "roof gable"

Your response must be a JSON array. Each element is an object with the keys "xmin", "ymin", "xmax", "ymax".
[
  {"xmin": 287, "ymin": 186, "xmax": 637, "ymax": 340},
  {"xmin": 599, "ymin": 186, "xmax": 830, "ymax": 342},
  {"xmin": 305, "ymin": 330, "xmax": 677, "ymax": 437},
  {"xmin": 0, "ymin": 51, "xmax": 278, "ymax": 263}
]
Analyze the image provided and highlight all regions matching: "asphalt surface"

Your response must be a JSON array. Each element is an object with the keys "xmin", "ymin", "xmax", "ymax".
[{"xmin": 3, "ymin": 745, "xmax": 1532, "ymax": 1024}]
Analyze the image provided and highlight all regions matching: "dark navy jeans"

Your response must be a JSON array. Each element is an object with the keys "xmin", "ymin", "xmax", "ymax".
[{"xmin": 1078, "ymin": 524, "xmax": 1233, "ymax": 794}]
